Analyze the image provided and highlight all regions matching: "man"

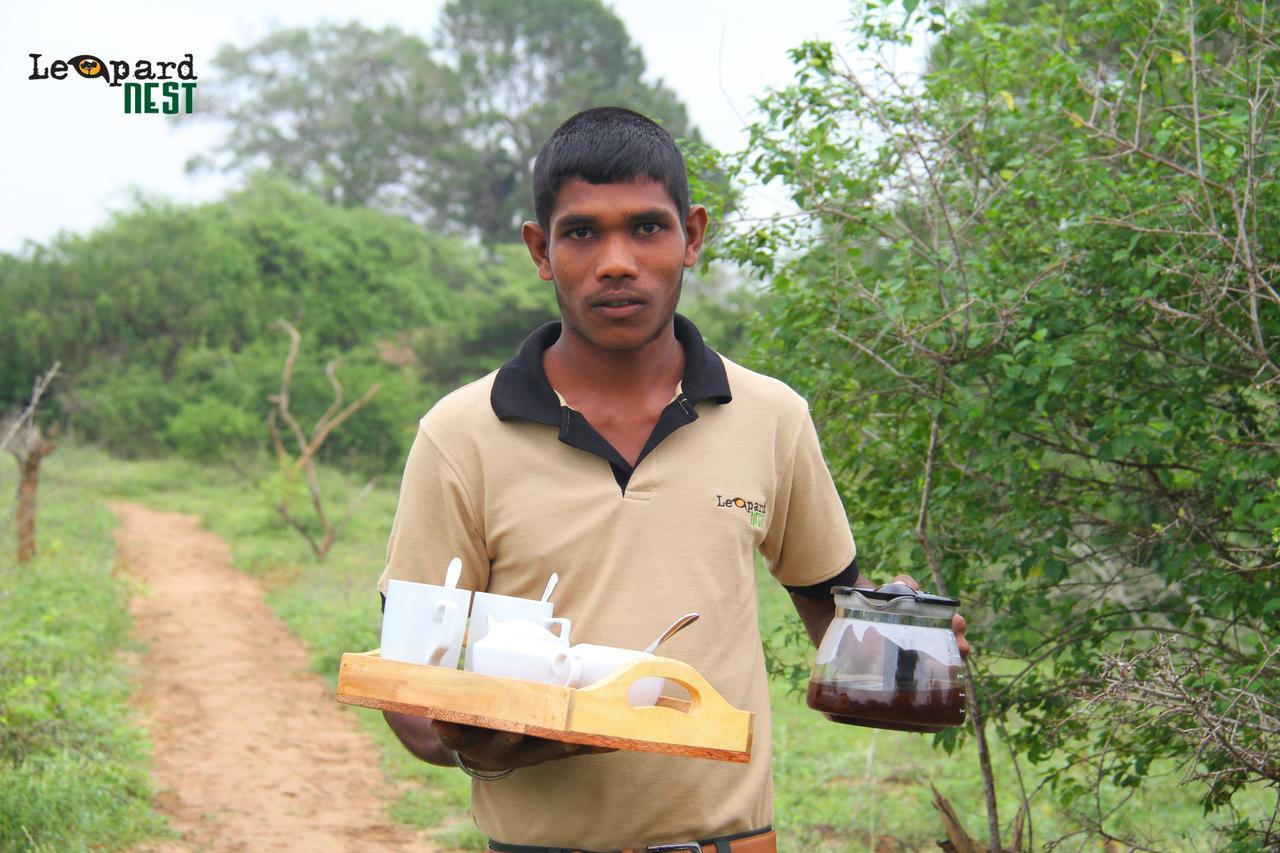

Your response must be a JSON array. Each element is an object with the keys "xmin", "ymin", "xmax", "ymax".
[{"xmin": 379, "ymin": 107, "xmax": 968, "ymax": 852}]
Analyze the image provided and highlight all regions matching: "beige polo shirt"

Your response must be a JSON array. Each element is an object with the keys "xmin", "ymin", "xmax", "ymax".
[{"xmin": 379, "ymin": 315, "xmax": 856, "ymax": 848}]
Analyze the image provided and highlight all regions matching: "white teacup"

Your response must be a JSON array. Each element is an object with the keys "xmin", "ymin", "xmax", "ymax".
[
  {"xmin": 570, "ymin": 643, "xmax": 664, "ymax": 706},
  {"xmin": 381, "ymin": 579, "xmax": 470, "ymax": 668},
  {"xmin": 471, "ymin": 627, "xmax": 581, "ymax": 686},
  {"xmin": 464, "ymin": 591, "xmax": 570, "ymax": 671}
]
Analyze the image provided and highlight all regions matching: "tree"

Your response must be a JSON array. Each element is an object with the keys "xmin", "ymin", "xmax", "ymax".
[
  {"xmin": 2, "ymin": 364, "xmax": 60, "ymax": 564},
  {"xmin": 189, "ymin": 24, "xmax": 447, "ymax": 209},
  {"xmin": 0, "ymin": 180, "xmax": 548, "ymax": 469},
  {"xmin": 266, "ymin": 322, "xmax": 379, "ymax": 560},
  {"xmin": 705, "ymin": 0, "xmax": 1279, "ymax": 847},
  {"xmin": 419, "ymin": 0, "xmax": 697, "ymax": 240},
  {"xmin": 190, "ymin": 4, "xmax": 700, "ymax": 241}
]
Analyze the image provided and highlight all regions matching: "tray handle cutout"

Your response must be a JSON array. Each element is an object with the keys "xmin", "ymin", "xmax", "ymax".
[
  {"xmin": 567, "ymin": 655, "xmax": 751, "ymax": 753},
  {"xmin": 575, "ymin": 656, "xmax": 725, "ymax": 717}
]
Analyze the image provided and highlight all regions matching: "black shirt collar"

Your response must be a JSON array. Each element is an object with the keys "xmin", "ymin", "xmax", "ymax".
[{"xmin": 491, "ymin": 313, "xmax": 732, "ymax": 425}]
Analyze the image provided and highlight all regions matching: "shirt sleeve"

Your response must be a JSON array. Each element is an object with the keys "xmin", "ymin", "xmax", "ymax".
[
  {"xmin": 758, "ymin": 403, "xmax": 857, "ymax": 588},
  {"xmin": 378, "ymin": 422, "xmax": 490, "ymax": 595}
]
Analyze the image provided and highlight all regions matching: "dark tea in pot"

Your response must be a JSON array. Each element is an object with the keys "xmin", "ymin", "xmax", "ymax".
[
  {"xmin": 807, "ymin": 584, "xmax": 965, "ymax": 732},
  {"xmin": 806, "ymin": 681, "xmax": 965, "ymax": 732}
]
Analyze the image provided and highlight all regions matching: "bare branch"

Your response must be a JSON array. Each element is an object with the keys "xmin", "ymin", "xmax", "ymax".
[
  {"xmin": 0, "ymin": 362, "xmax": 61, "ymax": 456},
  {"xmin": 304, "ymin": 380, "xmax": 381, "ymax": 461},
  {"xmin": 314, "ymin": 359, "xmax": 347, "ymax": 439},
  {"xmin": 266, "ymin": 322, "xmax": 380, "ymax": 560},
  {"xmin": 269, "ymin": 321, "xmax": 309, "ymax": 453}
]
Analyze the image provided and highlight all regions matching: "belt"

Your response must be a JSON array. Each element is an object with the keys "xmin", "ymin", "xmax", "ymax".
[{"xmin": 487, "ymin": 826, "xmax": 776, "ymax": 853}]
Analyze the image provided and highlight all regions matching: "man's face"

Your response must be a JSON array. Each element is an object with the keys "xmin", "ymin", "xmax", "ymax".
[{"xmin": 522, "ymin": 178, "xmax": 707, "ymax": 354}]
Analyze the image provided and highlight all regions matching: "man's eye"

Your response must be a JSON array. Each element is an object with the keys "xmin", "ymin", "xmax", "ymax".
[
  {"xmin": 567, "ymin": 227, "xmax": 591, "ymax": 239},
  {"xmin": 638, "ymin": 223, "xmax": 662, "ymax": 235}
]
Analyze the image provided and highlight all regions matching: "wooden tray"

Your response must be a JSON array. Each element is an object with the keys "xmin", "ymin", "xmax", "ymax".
[{"xmin": 336, "ymin": 650, "xmax": 754, "ymax": 763}]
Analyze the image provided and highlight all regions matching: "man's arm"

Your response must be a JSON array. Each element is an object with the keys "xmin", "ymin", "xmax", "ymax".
[
  {"xmin": 383, "ymin": 712, "xmax": 454, "ymax": 766},
  {"xmin": 790, "ymin": 591, "xmax": 839, "ymax": 648},
  {"xmin": 788, "ymin": 563, "xmax": 876, "ymax": 647}
]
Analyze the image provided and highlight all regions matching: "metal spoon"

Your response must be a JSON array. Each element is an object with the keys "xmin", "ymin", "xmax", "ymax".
[
  {"xmin": 540, "ymin": 572, "xmax": 559, "ymax": 603},
  {"xmin": 444, "ymin": 557, "xmax": 462, "ymax": 589},
  {"xmin": 643, "ymin": 612, "xmax": 700, "ymax": 654}
]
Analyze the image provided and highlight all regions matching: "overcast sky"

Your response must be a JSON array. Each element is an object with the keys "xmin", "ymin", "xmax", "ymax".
[{"xmin": 0, "ymin": 1, "xmax": 914, "ymax": 253}]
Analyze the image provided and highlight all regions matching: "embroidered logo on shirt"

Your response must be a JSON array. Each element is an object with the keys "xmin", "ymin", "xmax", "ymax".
[{"xmin": 715, "ymin": 495, "xmax": 767, "ymax": 528}]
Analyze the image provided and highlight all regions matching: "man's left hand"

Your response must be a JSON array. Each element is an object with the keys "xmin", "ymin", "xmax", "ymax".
[{"xmin": 889, "ymin": 573, "xmax": 970, "ymax": 659}]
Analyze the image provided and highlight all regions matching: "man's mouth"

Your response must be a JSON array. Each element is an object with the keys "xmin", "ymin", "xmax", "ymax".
[{"xmin": 591, "ymin": 295, "xmax": 646, "ymax": 318}]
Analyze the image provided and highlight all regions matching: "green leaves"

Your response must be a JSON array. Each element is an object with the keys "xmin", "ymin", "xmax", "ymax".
[
  {"xmin": 713, "ymin": 0, "xmax": 1280, "ymax": 843},
  {"xmin": 0, "ymin": 181, "xmax": 553, "ymax": 471},
  {"xmin": 193, "ymin": 7, "xmax": 701, "ymax": 242}
]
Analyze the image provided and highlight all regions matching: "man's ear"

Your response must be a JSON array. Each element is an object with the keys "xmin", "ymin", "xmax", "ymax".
[
  {"xmin": 683, "ymin": 205, "xmax": 709, "ymax": 268},
  {"xmin": 522, "ymin": 221, "xmax": 554, "ymax": 282}
]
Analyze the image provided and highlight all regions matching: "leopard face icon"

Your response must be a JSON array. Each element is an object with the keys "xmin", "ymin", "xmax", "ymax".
[{"xmin": 69, "ymin": 54, "xmax": 106, "ymax": 80}]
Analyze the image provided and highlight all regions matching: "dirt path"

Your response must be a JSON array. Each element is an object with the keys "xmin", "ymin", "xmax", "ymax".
[{"xmin": 111, "ymin": 501, "xmax": 436, "ymax": 852}]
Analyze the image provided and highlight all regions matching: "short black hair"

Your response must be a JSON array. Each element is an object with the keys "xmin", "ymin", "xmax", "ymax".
[{"xmin": 532, "ymin": 107, "xmax": 690, "ymax": 230}]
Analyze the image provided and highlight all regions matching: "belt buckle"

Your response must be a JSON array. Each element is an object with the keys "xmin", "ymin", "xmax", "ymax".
[{"xmin": 647, "ymin": 844, "xmax": 702, "ymax": 852}]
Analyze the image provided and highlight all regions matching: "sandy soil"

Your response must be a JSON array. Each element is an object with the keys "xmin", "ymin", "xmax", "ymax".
[{"xmin": 111, "ymin": 501, "xmax": 436, "ymax": 852}]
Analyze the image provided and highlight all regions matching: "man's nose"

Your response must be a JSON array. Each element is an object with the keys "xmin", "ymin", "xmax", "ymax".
[{"xmin": 594, "ymin": 233, "xmax": 639, "ymax": 279}]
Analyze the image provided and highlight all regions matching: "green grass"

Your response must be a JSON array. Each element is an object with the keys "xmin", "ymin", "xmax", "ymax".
[
  {"xmin": 33, "ymin": 443, "xmax": 1278, "ymax": 851},
  {"xmin": 0, "ymin": 452, "xmax": 170, "ymax": 852}
]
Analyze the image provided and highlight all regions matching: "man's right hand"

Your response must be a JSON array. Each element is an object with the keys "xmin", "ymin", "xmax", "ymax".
[
  {"xmin": 431, "ymin": 720, "xmax": 615, "ymax": 772},
  {"xmin": 382, "ymin": 710, "xmax": 614, "ymax": 772}
]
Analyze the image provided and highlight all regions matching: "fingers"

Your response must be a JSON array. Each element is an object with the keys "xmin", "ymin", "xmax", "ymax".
[
  {"xmin": 505, "ymin": 736, "xmax": 606, "ymax": 768},
  {"xmin": 878, "ymin": 574, "xmax": 970, "ymax": 659},
  {"xmin": 432, "ymin": 721, "xmax": 615, "ymax": 771},
  {"xmin": 952, "ymin": 612, "xmax": 970, "ymax": 659},
  {"xmin": 432, "ymin": 722, "xmax": 523, "ymax": 771},
  {"xmin": 431, "ymin": 720, "xmax": 490, "ymax": 753},
  {"xmin": 482, "ymin": 730, "xmax": 529, "ymax": 770},
  {"xmin": 892, "ymin": 573, "xmax": 921, "ymax": 592},
  {"xmin": 883, "ymin": 575, "xmax": 970, "ymax": 658}
]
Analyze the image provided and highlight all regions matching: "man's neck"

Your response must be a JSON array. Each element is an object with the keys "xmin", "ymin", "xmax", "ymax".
[{"xmin": 542, "ymin": 320, "xmax": 685, "ymax": 405}]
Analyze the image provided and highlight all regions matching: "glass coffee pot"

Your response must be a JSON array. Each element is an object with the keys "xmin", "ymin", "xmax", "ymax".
[{"xmin": 807, "ymin": 582, "xmax": 965, "ymax": 732}]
